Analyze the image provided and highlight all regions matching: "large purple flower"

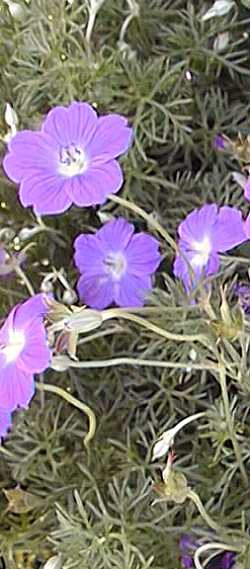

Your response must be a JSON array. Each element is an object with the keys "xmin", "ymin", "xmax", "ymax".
[
  {"xmin": 3, "ymin": 102, "xmax": 133, "ymax": 215},
  {"xmin": 173, "ymin": 204, "xmax": 247, "ymax": 291},
  {"xmin": 0, "ymin": 294, "xmax": 51, "ymax": 411},
  {"xmin": 74, "ymin": 217, "xmax": 161, "ymax": 309}
]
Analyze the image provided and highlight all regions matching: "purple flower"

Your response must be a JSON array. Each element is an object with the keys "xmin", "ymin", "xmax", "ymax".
[
  {"xmin": 179, "ymin": 535, "xmax": 235, "ymax": 569},
  {"xmin": 173, "ymin": 204, "xmax": 247, "ymax": 291},
  {"xmin": 0, "ymin": 408, "xmax": 12, "ymax": 438},
  {"xmin": 3, "ymin": 102, "xmax": 133, "ymax": 215},
  {"xmin": 74, "ymin": 217, "xmax": 161, "ymax": 309},
  {"xmin": 214, "ymin": 134, "xmax": 226, "ymax": 150},
  {"xmin": 0, "ymin": 294, "xmax": 51, "ymax": 411}
]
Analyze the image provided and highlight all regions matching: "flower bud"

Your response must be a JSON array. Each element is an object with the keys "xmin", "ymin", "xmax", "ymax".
[
  {"xmin": 62, "ymin": 289, "xmax": 78, "ymax": 305},
  {"xmin": 43, "ymin": 555, "xmax": 63, "ymax": 569}
]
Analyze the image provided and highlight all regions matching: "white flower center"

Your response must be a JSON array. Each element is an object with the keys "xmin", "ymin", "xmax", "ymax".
[
  {"xmin": 104, "ymin": 252, "xmax": 127, "ymax": 280},
  {"xmin": 1, "ymin": 329, "xmax": 25, "ymax": 364},
  {"xmin": 58, "ymin": 144, "xmax": 88, "ymax": 177},
  {"xmin": 191, "ymin": 236, "xmax": 211, "ymax": 268}
]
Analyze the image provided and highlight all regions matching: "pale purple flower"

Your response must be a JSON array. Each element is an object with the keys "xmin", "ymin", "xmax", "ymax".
[
  {"xmin": 74, "ymin": 217, "xmax": 161, "ymax": 309},
  {"xmin": 0, "ymin": 408, "xmax": 12, "ymax": 438},
  {"xmin": 173, "ymin": 204, "xmax": 247, "ymax": 291},
  {"xmin": 3, "ymin": 102, "xmax": 133, "ymax": 215},
  {"xmin": 0, "ymin": 294, "xmax": 51, "ymax": 411}
]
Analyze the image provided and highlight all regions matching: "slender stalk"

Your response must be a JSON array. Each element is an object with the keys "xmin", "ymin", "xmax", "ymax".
[
  {"xmin": 103, "ymin": 308, "xmax": 206, "ymax": 344},
  {"xmin": 52, "ymin": 355, "xmax": 218, "ymax": 372},
  {"xmin": 108, "ymin": 194, "xmax": 176, "ymax": 250},
  {"xmin": 218, "ymin": 364, "xmax": 248, "ymax": 488},
  {"xmin": 36, "ymin": 383, "xmax": 96, "ymax": 448},
  {"xmin": 187, "ymin": 489, "xmax": 222, "ymax": 533},
  {"xmin": 13, "ymin": 264, "xmax": 35, "ymax": 296}
]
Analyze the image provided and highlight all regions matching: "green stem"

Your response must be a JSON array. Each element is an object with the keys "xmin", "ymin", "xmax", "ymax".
[
  {"xmin": 108, "ymin": 194, "xmax": 176, "ymax": 250},
  {"xmin": 187, "ymin": 489, "xmax": 222, "ymax": 534},
  {"xmin": 103, "ymin": 308, "xmax": 206, "ymax": 344},
  {"xmin": 36, "ymin": 382, "xmax": 96, "ymax": 448},
  {"xmin": 13, "ymin": 264, "xmax": 35, "ymax": 296},
  {"xmin": 218, "ymin": 364, "xmax": 248, "ymax": 488},
  {"xmin": 52, "ymin": 354, "xmax": 218, "ymax": 372}
]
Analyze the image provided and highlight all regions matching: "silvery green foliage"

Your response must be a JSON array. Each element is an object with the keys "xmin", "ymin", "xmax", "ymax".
[{"xmin": 0, "ymin": 1, "xmax": 250, "ymax": 568}]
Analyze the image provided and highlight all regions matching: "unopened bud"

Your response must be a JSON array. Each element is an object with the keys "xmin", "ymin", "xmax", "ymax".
[
  {"xmin": 43, "ymin": 555, "xmax": 63, "ymax": 569},
  {"xmin": 62, "ymin": 289, "xmax": 78, "ymax": 305}
]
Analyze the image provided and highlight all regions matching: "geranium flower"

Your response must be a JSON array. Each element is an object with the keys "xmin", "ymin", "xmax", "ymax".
[
  {"xmin": 179, "ymin": 535, "xmax": 235, "ymax": 569},
  {"xmin": 0, "ymin": 294, "xmax": 51, "ymax": 411},
  {"xmin": 3, "ymin": 102, "xmax": 133, "ymax": 215},
  {"xmin": 173, "ymin": 204, "xmax": 247, "ymax": 291},
  {"xmin": 0, "ymin": 408, "xmax": 12, "ymax": 438},
  {"xmin": 73, "ymin": 217, "xmax": 161, "ymax": 309}
]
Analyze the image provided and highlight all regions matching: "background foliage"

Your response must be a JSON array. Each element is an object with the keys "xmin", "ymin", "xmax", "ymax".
[{"xmin": 1, "ymin": 0, "xmax": 250, "ymax": 567}]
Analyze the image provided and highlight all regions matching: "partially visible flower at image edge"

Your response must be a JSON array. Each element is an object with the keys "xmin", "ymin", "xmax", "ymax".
[
  {"xmin": 235, "ymin": 282, "xmax": 250, "ymax": 314},
  {"xmin": 2, "ymin": 101, "xmax": 133, "ymax": 215},
  {"xmin": 179, "ymin": 534, "xmax": 235, "ymax": 569},
  {"xmin": 74, "ymin": 217, "xmax": 162, "ymax": 309},
  {"xmin": 0, "ymin": 408, "xmax": 12, "ymax": 438},
  {"xmin": 0, "ymin": 293, "xmax": 51, "ymax": 414},
  {"xmin": 173, "ymin": 204, "xmax": 247, "ymax": 291}
]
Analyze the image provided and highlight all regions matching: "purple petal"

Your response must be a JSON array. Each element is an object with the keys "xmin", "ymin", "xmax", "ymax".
[
  {"xmin": 125, "ymin": 233, "xmax": 161, "ymax": 275},
  {"xmin": 114, "ymin": 273, "xmax": 152, "ymax": 307},
  {"xmin": 213, "ymin": 134, "xmax": 226, "ymax": 150},
  {"xmin": 180, "ymin": 555, "xmax": 194, "ymax": 569},
  {"xmin": 13, "ymin": 293, "xmax": 50, "ymax": 329},
  {"xmin": 244, "ymin": 178, "xmax": 250, "ymax": 201},
  {"xmin": 77, "ymin": 274, "xmax": 113, "ymax": 309},
  {"xmin": 42, "ymin": 102, "xmax": 98, "ymax": 147},
  {"xmin": 221, "ymin": 552, "xmax": 235, "ymax": 569},
  {"xmin": 0, "ymin": 408, "xmax": 12, "ymax": 438},
  {"xmin": 0, "ymin": 361, "xmax": 34, "ymax": 411},
  {"xmin": 74, "ymin": 234, "xmax": 106, "ymax": 276},
  {"xmin": 213, "ymin": 206, "xmax": 247, "ymax": 251},
  {"xmin": 18, "ymin": 321, "xmax": 50, "ymax": 373},
  {"xmin": 3, "ymin": 130, "xmax": 58, "ymax": 183},
  {"xmin": 178, "ymin": 204, "xmax": 218, "ymax": 244},
  {"xmin": 97, "ymin": 217, "xmax": 135, "ymax": 251},
  {"xmin": 173, "ymin": 249, "xmax": 219, "ymax": 290},
  {"xmin": 19, "ymin": 174, "xmax": 72, "ymax": 215},
  {"xmin": 86, "ymin": 114, "xmax": 133, "ymax": 163},
  {"xmin": 69, "ymin": 160, "xmax": 123, "ymax": 206},
  {"xmin": 179, "ymin": 535, "xmax": 196, "ymax": 553}
]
